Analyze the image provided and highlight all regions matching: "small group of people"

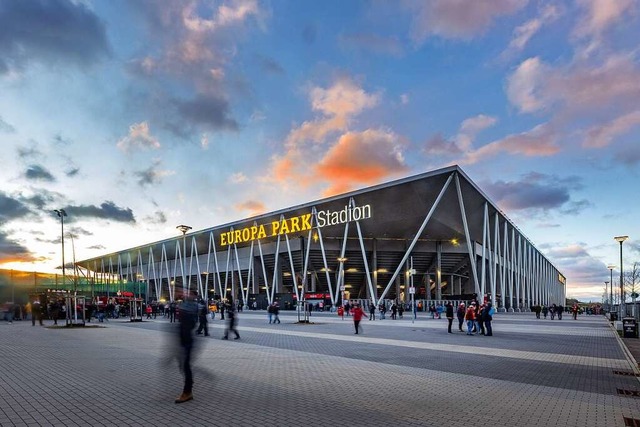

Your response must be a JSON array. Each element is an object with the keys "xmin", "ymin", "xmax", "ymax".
[
  {"xmin": 429, "ymin": 303, "xmax": 444, "ymax": 319},
  {"xmin": 531, "ymin": 303, "xmax": 565, "ymax": 320},
  {"xmin": 3, "ymin": 299, "xmax": 67, "ymax": 325},
  {"xmin": 449, "ymin": 301, "xmax": 494, "ymax": 336}
]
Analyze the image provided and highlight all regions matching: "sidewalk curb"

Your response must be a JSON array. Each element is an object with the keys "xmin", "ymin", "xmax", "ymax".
[{"xmin": 609, "ymin": 321, "xmax": 640, "ymax": 385}]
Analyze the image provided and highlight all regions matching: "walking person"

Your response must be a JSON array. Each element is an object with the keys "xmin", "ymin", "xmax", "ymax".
[
  {"xmin": 352, "ymin": 303, "xmax": 366, "ymax": 334},
  {"xmin": 169, "ymin": 301, "xmax": 177, "ymax": 323},
  {"xmin": 195, "ymin": 299, "xmax": 209, "ymax": 337},
  {"xmin": 175, "ymin": 290, "xmax": 198, "ymax": 404},
  {"xmin": 557, "ymin": 304, "xmax": 564, "ymax": 320},
  {"xmin": 484, "ymin": 302, "xmax": 494, "ymax": 336},
  {"xmin": 209, "ymin": 302, "xmax": 217, "ymax": 321},
  {"xmin": 542, "ymin": 305, "xmax": 548, "ymax": 319},
  {"xmin": 222, "ymin": 303, "xmax": 240, "ymax": 340},
  {"xmin": 390, "ymin": 302, "xmax": 397, "ymax": 320},
  {"xmin": 31, "ymin": 301, "xmax": 43, "ymax": 326},
  {"xmin": 456, "ymin": 303, "xmax": 465, "ymax": 332},
  {"xmin": 571, "ymin": 304, "xmax": 579, "ymax": 320},
  {"xmin": 550, "ymin": 304, "xmax": 556, "ymax": 320},
  {"xmin": 379, "ymin": 303, "xmax": 386, "ymax": 320},
  {"xmin": 272, "ymin": 302, "xmax": 281, "ymax": 324},
  {"xmin": 267, "ymin": 303, "xmax": 274, "ymax": 324},
  {"xmin": 50, "ymin": 300, "xmax": 60, "ymax": 325},
  {"xmin": 445, "ymin": 302, "xmax": 454, "ymax": 333},
  {"xmin": 369, "ymin": 303, "xmax": 376, "ymax": 321}
]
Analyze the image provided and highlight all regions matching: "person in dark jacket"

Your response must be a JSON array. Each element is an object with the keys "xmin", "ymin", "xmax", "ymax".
[
  {"xmin": 267, "ymin": 303, "xmax": 274, "ymax": 323},
  {"xmin": 195, "ymin": 299, "xmax": 209, "ymax": 337},
  {"xmin": 31, "ymin": 301, "xmax": 43, "ymax": 326},
  {"xmin": 50, "ymin": 300, "xmax": 60, "ymax": 325},
  {"xmin": 169, "ymin": 301, "xmax": 177, "ymax": 323},
  {"xmin": 456, "ymin": 303, "xmax": 465, "ymax": 331},
  {"xmin": 477, "ymin": 304, "xmax": 486, "ymax": 335},
  {"xmin": 272, "ymin": 302, "xmax": 281, "ymax": 324},
  {"xmin": 175, "ymin": 290, "xmax": 198, "ymax": 404},
  {"xmin": 368, "ymin": 303, "xmax": 376, "ymax": 320},
  {"xmin": 484, "ymin": 302, "xmax": 494, "ymax": 336},
  {"xmin": 222, "ymin": 304, "xmax": 240, "ymax": 340},
  {"xmin": 445, "ymin": 302, "xmax": 454, "ymax": 333}
]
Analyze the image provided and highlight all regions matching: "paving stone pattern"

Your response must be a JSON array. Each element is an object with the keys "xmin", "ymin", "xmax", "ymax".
[{"xmin": 1, "ymin": 312, "xmax": 639, "ymax": 426}]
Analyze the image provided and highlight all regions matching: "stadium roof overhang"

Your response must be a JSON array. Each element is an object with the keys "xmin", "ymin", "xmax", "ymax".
[{"xmin": 77, "ymin": 165, "xmax": 539, "ymax": 270}]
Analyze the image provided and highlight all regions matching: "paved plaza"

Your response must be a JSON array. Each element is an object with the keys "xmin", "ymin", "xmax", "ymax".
[{"xmin": 1, "ymin": 311, "xmax": 639, "ymax": 426}]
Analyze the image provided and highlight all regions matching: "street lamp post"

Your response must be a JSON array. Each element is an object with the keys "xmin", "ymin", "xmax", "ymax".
[
  {"xmin": 54, "ymin": 209, "xmax": 67, "ymax": 289},
  {"xmin": 176, "ymin": 225, "xmax": 192, "ymax": 294},
  {"xmin": 604, "ymin": 281, "xmax": 609, "ymax": 313},
  {"xmin": 337, "ymin": 257, "xmax": 347, "ymax": 309},
  {"xmin": 409, "ymin": 257, "xmax": 416, "ymax": 324},
  {"xmin": 607, "ymin": 264, "xmax": 615, "ymax": 315},
  {"xmin": 614, "ymin": 236, "xmax": 629, "ymax": 319}
]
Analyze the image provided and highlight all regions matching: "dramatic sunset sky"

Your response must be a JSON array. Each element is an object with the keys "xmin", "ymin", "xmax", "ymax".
[{"xmin": 0, "ymin": 0, "xmax": 639, "ymax": 301}]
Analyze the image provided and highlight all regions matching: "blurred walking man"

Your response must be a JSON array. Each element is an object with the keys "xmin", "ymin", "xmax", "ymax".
[{"xmin": 175, "ymin": 289, "xmax": 198, "ymax": 404}]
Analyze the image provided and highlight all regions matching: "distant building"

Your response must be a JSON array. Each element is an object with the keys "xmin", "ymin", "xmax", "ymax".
[{"xmin": 76, "ymin": 165, "xmax": 566, "ymax": 311}]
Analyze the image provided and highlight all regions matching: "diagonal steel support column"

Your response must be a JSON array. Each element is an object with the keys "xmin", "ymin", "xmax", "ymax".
[
  {"xmin": 285, "ymin": 233, "xmax": 300, "ymax": 302},
  {"xmin": 379, "ymin": 172, "xmax": 454, "ymax": 302},
  {"xmin": 270, "ymin": 219, "xmax": 283, "ymax": 303},
  {"xmin": 257, "ymin": 238, "xmax": 272, "ymax": 305},
  {"xmin": 206, "ymin": 231, "xmax": 224, "ymax": 302},
  {"xmin": 455, "ymin": 173, "xmax": 480, "ymax": 296},
  {"xmin": 313, "ymin": 207, "xmax": 335, "ymax": 305},
  {"xmin": 350, "ymin": 198, "xmax": 376, "ymax": 306}
]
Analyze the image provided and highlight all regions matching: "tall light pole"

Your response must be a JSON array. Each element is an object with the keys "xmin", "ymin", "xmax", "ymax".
[
  {"xmin": 337, "ymin": 257, "xmax": 347, "ymax": 308},
  {"xmin": 177, "ymin": 225, "xmax": 192, "ymax": 294},
  {"xmin": 607, "ymin": 264, "xmax": 615, "ymax": 315},
  {"xmin": 54, "ymin": 209, "xmax": 67, "ymax": 289},
  {"xmin": 614, "ymin": 236, "xmax": 628, "ymax": 319},
  {"xmin": 409, "ymin": 256, "xmax": 416, "ymax": 324},
  {"xmin": 604, "ymin": 281, "xmax": 609, "ymax": 312}
]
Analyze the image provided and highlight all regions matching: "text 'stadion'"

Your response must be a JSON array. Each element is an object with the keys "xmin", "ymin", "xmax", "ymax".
[{"xmin": 220, "ymin": 204, "xmax": 372, "ymax": 246}]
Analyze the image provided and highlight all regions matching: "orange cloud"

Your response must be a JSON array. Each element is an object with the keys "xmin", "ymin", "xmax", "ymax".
[
  {"xmin": 271, "ymin": 77, "xmax": 381, "ymax": 189},
  {"xmin": 315, "ymin": 129, "xmax": 407, "ymax": 196},
  {"xmin": 235, "ymin": 200, "xmax": 266, "ymax": 217}
]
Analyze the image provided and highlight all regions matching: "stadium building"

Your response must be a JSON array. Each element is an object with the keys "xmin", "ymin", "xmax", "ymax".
[{"xmin": 76, "ymin": 165, "xmax": 566, "ymax": 311}]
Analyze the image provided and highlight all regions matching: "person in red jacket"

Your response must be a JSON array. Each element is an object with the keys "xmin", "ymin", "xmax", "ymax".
[
  {"xmin": 352, "ymin": 303, "xmax": 366, "ymax": 334},
  {"xmin": 464, "ymin": 303, "xmax": 477, "ymax": 335}
]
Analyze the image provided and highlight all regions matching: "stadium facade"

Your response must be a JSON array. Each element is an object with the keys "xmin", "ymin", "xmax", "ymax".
[{"xmin": 76, "ymin": 166, "xmax": 566, "ymax": 311}]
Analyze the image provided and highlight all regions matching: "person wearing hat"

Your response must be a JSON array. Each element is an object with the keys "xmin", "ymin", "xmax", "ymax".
[
  {"xmin": 464, "ymin": 302, "xmax": 477, "ymax": 335},
  {"xmin": 456, "ymin": 303, "xmax": 466, "ymax": 332}
]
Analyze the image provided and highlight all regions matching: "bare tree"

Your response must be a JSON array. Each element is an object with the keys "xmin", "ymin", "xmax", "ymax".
[{"xmin": 625, "ymin": 262, "xmax": 639, "ymax": 317}]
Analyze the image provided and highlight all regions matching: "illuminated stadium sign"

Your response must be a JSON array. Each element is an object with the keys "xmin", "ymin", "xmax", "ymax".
[{"xmin": 220, "ymin": 204, "xmax": 372, "ymax": 246}]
